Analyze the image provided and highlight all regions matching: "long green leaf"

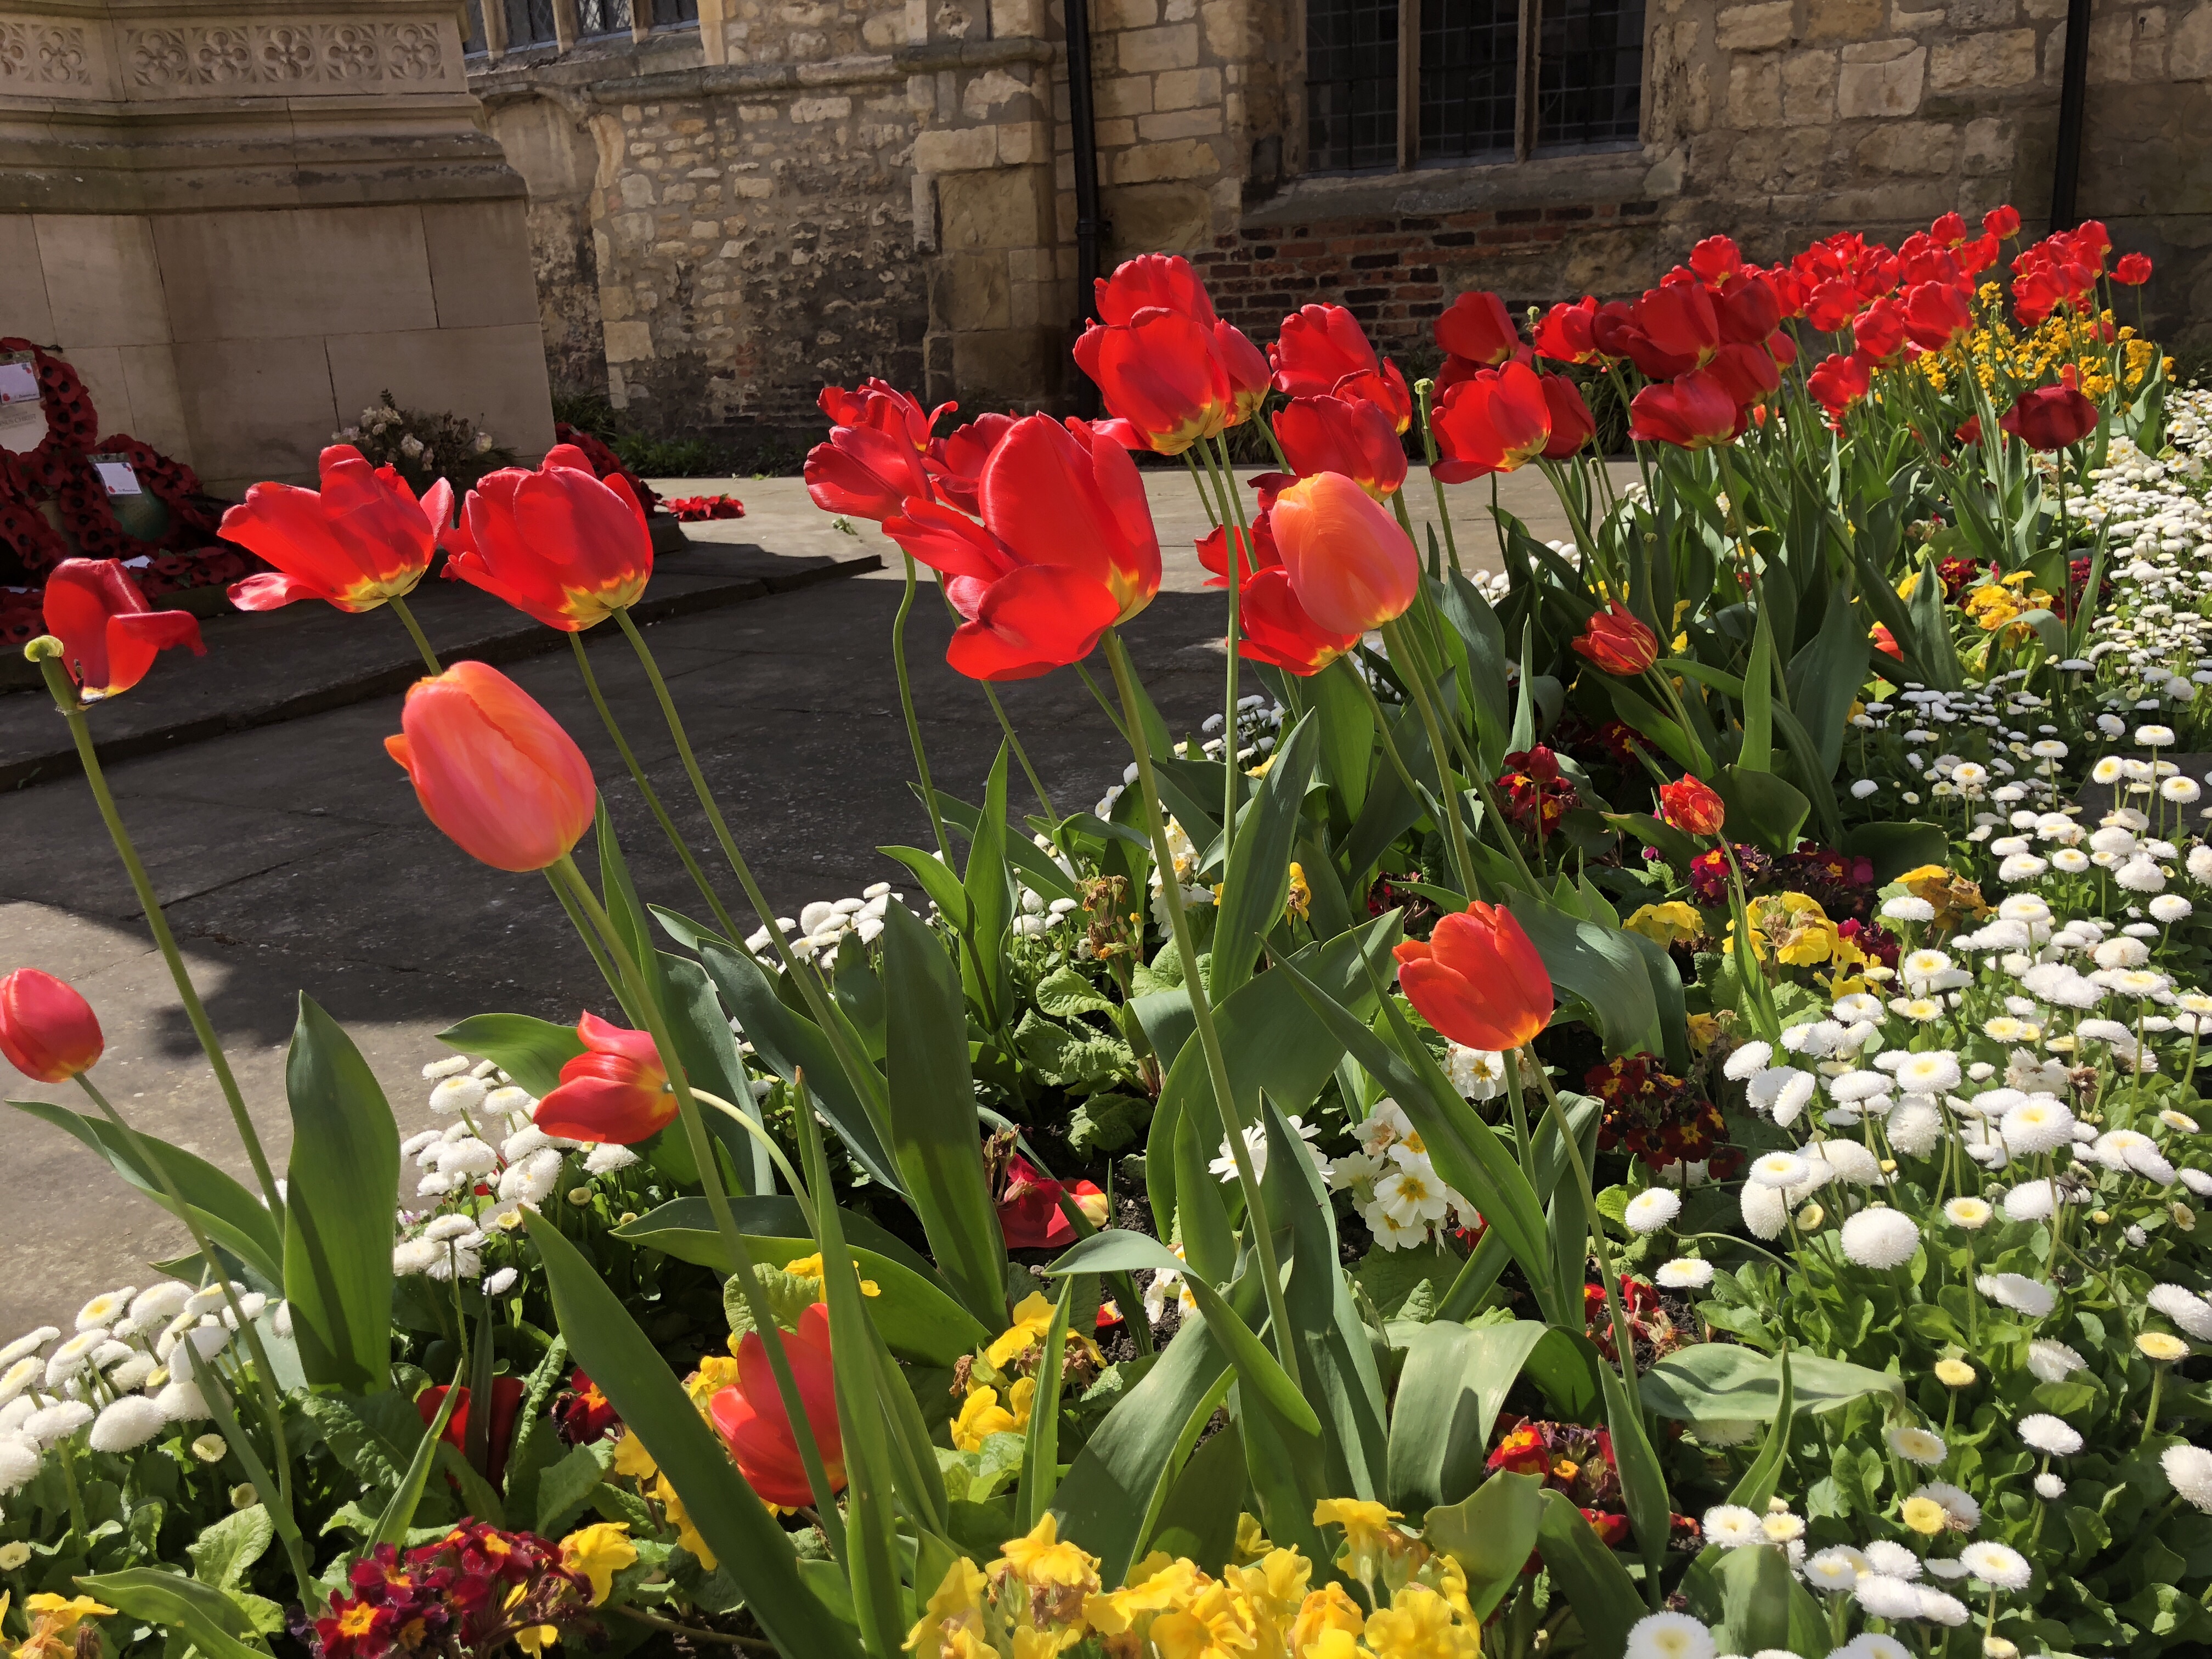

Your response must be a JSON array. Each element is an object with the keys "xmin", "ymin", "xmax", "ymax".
[
  {"xmin": 1534, "ymin": 1489, "xmax": 1644, "ymax": 1659},
  {"xmin": 526, "ymin": 1215, "xmax": 864, "ymax": 1659},
  {"xmin": 1504, "ymin": 891, "xmax": 1658, "ymax": 1059},
  {"xmin": 1423, "ymin": 1471, "xmax": 1546, "ymax": 1621},
  {"xmin": 1739, "ymin": 607, "xmax": 1774, "ymax": 772},
  {"xmin": 1209, "ymin": 709, "xmax": 1320, "ymax": 1001},
  {"xmin": 78, "ymin": 1569, "xmax": 272, "ymax": 1659},
  {"xmin": 283, "ymin": 995, "xmax": 398, "ymax": 1393},
  {"xmin": 1308, "ymin": 651, "xmax": 1375, "ymax": 819},
  {"xmin": 375, "ymin": 1364, "xmax": 464, "ymax": 1546},
  {"xmin": 929, "ymin": 788, "xmax": 1080, "ymax": 904},
  {"xmin": 1016, "ymin": 1281, "xmax": 1074, "ymax": 1532},
  {"xmin": 960, "ymin": 743, "xmax": 1017, "ymax": 1025},
  {"xmin": 433, "ymin": 1013, "xmax": 584, "ymax": 1096},
  {"xmin": 11, "ymin": 1101, "xmax": 284, "ymax": 1288},
  {"xmin": 1387, "ymin": 1323, "xmax": 1548, "ymax": 1514},
  {"xmin": 881, "ymin": 900, "xmax": 1009, "ymax": 1331}
]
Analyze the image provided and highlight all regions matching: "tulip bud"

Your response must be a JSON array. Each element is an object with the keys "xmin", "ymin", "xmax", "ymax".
[
  {"xmin": 1269, "ymin": 471, "xmax": 1419, "ymax": 636},
  {"xmin": 1658, "ymin": 776, "xmax": 1728, "ymax": 838},
  {"xmin": 385, "ymin": 662, "xmax": 596, "ymax": 873},
  {"xmin": 0, "ymin": 968, "xmax": 103, "ymax": 1082}
]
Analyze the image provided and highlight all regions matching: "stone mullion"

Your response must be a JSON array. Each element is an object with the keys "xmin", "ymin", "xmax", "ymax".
[{"xmin": 552, "ymin": 0, "xmax": 579, "ymax": 50}]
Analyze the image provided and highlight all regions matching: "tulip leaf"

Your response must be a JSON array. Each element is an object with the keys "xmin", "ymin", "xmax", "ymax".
[
  {"xmin": 659, "ymin": 950, "xmax": 770, "ymax": 1194},
  {"xmin": 1739, "ymin": 606, "xmax": 1774, "ymax": 772},
  {"xmin": 432, "ymin": 1013, "xmax": 585, "ymax": 1097},
  {"xmin": 1386, "ymin": 1321, "xmax": 1551, "ymax": 1514},
  {"xmin": 283, "ymin": 995, "xmax": 398, "ymax": 1393},
  {"xmin": 11, "ymin": 1101, "xmax": 284, "ymax": 1289},
  {"xmin": 929, "ymin": 788, "xmax": 1081, "ymax": 904},
  {"xmin": 1784, "ymin": 588, "xmax": 1870, "ymax": 777},
  {"xmin": 1533, "ymin": 1490, "xmax": 1645, "ymax": 1659},
  {"xmin": 876, "ymin": 845, "xmax": 970, "ymax": 927},
  {"xmin": 1210, "ymin": 708, "xmax": 1320, "ymax": 1002},
  {"xmin": 373, "ymin": 1361, "xmax": 464, "ymax": 1547},
  {"xmin": 1712, "ymin": 763, "xmax": 1810, "ymax": 856},
  {"xmin": 1307, "ymin": 648, "xmax": 1374, "ymax": 820},
  {"xmin": 1015, "ymin": 1280, "xmax": 1074, "ymax": 1533},
  {"xmin": 881, "ymin": 898, "xmax": 1010, "ymax": 1332},
  {"xmin": 526, "ymin": 1214, "xmax": 864, "ymax": 1659},
  {"xmin": 1143, "ymin": 1418, "xmax": 1248, "ymax": 1573},
  {"xmin": 77, "ymin": 1568, "xmax": 273, "ymax": 1659},
  {"xmin": 1422, "ymin": 1471, "xmax": 1547, "ymax": 1622},
  {"xmin": 960, "ymin": 743, "xmax": 1017, "ymax": 1028},
  {"xmin": 1498, "ymin": 890, "xmax": 1656, "ymax": 1060}
]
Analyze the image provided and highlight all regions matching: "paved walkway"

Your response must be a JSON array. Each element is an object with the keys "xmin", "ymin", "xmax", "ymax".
[{"xmin": 0, "ymin": 461, "xmax": 1606, "ymax": 1336}]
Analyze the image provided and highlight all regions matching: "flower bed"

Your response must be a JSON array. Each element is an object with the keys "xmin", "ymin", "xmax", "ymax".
[{"xmin": 1, "ymin": 207, "xmax": 2209, "ymax": 1659}]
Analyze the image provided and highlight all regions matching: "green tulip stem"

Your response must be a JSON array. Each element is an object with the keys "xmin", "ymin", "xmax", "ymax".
[
  {"xmin": 73, "ymin": 1071, "xmax": 315, "ymax": 1605},
  {"xmin": 1413, "ymin": 379, "xmax": 1463, "ymax": 577},
  {"xmin": 386, "ymin": 595, "xmax": 442, "ymax": 676},
  {"xmin": 1104, "ymin": 628, "xmax": 1301, "ymax": 1391},
  {"xmin": 549, "ymin": 853, "xmax": 848, "ymax": 1560},
  {"xmin": 568, "ymin": 632, "xmax": 744, "ymax": 943},
  {"xmin": 889, "ymin": 551, "xmax": 953, "ymax": 860},
  {"xmin": 1200, "ymin": 436, "xmax": 1249, "ymax": 857},
  {"xmin": 977, "ymin": 678, "xmax": 1057, "ymax": 822},
  {"xmin": 1377, "ymin": 617, "xmax": 1480, "ymax": 901},
  {"xmin": 33, "ymin": 647, "xmax": 286, "ymax": 1222},
  {"xmin": 689, "ymin": 1086, "xmax": 812, "ymax": 1218},
  {"xmin": 2143, "ymin": 1362, "xmax": 2169, "ymax": 1446}
]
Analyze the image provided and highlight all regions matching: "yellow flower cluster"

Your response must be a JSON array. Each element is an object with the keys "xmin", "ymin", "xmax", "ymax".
[
  {"xmin": 1910, "ymin": 300, "xmax": 2165, "ymax": 401},
  {"xmin": 1961, "ymin": 572, "xmax": 2055, "ymax": 646},
  {"xmin": 906, "ymin": 1502, "xmax": 1483, "ymax": 1659},
  {"xmin": 5, "ymin": 1595, "xmax": 114, "ymax": 1659},
  {"xmin": 1721, "ymin": 894, "xmax": 1874, "ymax": 994}
]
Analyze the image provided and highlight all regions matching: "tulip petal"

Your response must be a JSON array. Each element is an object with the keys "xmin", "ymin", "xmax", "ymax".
[
  {"xmin": 533, "ymin": 1073, "xmax": 675, "ymax": 1145},
  {"xmin": 945, "ymin": 563, "xmax": 1120, "ymax": 681}
]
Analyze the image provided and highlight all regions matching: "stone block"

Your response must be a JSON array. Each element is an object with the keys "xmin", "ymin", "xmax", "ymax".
[
  {"xmin": 962, "ymin": 67, "xmax": 1036, "ymax": 119},
  {"xmin": 0, "ymin": 218, "xmax": 51, "ymax": 343},
  {"xmin": 1139, "ymin": 106, "xmax": 1225, "ymax": 139},
  {"xmin": 1120, "ymin": 22, "xmax": 1199, "ymax": 71},
  {"xmin": 1854, "ymin": 120, "xmax": 1959, "ymax": 173},
  {"xmin": 157, "ymin": 207, "xmax": 441, "ymax": 347},
  {"xmin": 1717, "ymin": 2, "xmax": 1794, "ymax": 50},
  {"xmin": 997, "ymin": 120, "xmax": 1053, "ymax": 165},
  {"xmin": 1838, "ymin": 42, "xmax": 1925, "ymax": 117},
  {"xmin": 1960, "ymin": 116, "xmax": 2014, "ymax": 172},
  {"xmin": 1097, "ymin": 116, "xmax": 1138, "ymax": 147},
  {"xmin": 37, "ymin": 215, "xmax": 171, "ymax": 349},
  {"xmin": 1097, "ymin": 75, "xmax": 1155, "ymax": 116},
  {"xmin": 170, "ymin": 334, "xmax": 339, "ymax": 492},
  {"xmin": 1805, "ymin": 0, "xmax": 1883, "ymax": 40},
  {"xmin": 944, "ymin": 250, "xmax": 1012, "ymax": 330},
  {"xmin": 422, "ymin": 201, "xmax": 539, "ymax": 332},
  {"xmin": 991, "ymin": 0, "xmax": 1047, "ymax": 32},
  {"xmin": 1110, "ymin": 138, "xmax": 1220, "ymax": 183},
  {"xmin": 1727, "ymin": 52, "xmax": 1782, "ymax": 126},
  {"xmin": 952, "ymin": 325, "xmax": 1054, "ymax": 401},
  {"xmin": 1153, "ymin": 66, "xmax": 1221, "ymax": 108},
  {"xmin": 938, "ymin": 165, "xmax": 1050, "ymax": 250},
  {"xmin": 619, "ymin": 172, "xmax": 658, "ymax": 207},
  {"xmin": 328, "ymin": 324, "xmax": 553, "ymax": 457},
  {"xmin": 1201, "ymin": 0, "xmax": 1248, "ymax": 57},
  {"xmin": 913, "ymin": 125, "xmax": 998, "ymax": 171},
  {"xmin": 1948, "ymin": 0, "xmax": 2018, "ymax": 23},
  {"xmin": 603, "ymin": 319, "xmax": 654, "ymax": 361},
  {"xmin": 792, "ymin": 95, "xmax": 854, "ymax": 121},
  {"xmin": 2091, "ymin": 7, "xmax": 2168, "ymax": 82},
  {"xmin": 117, "ymin": 344, "xmax": 192, "ymax": 467},
  {"xmin": 2179, "ymin": 2, "xmax": 2212, "ymax": 77},
  {"xmin": 1928, "ymin": 29, "xmax": 2036, "ymax": 89},
  {"xmin": 1781, "ymin": 48, "xmax": 1837, "ymax": 123},
  {"xmin": 1102, "ymin": 180, "xmax": 1212, "ymax": 252},
  {"xmin": 1097, "ymin": 0, "xmax": 1157, "ymax": 27}
]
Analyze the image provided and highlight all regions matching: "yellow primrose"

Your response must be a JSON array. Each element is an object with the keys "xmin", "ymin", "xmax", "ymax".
[
  {"xmin": 505, "ymin": 1584, "xmax": 558, "ymax": 1657},
  {"xmin": 995, "ymin": 1514, "xmax": 1100, "ymax": 1592},
  {"xmin": 22, "ymin": 1599, "xmax": 114, "ymax": 1633},
  {"xmin": 653, "ymin": 1475, "xmax": 715, "ymax": 1568},
  {"xmin": 1232, "ymin": 1511, "xmax": 1272, "ymax": 1564},
  {"xmin": 1312, "ymin": 1497, "xmax": 1403, "ymax": 1583},
  {"xmin": 1290, "ymin": 1583, "xmax": 1366, "ymax": 1651},
  {"xmin": 686, "ymin": 1353, "xmax": 741, "ymax": 1413},
  {"xmin": 1623, "ymin": 901, "xmax": 1702, "ymax": 947},
  {"xmin": 1147, "ymin": 1583, "xmax": 1262, "ymax": 1659},
  {"xmin": 906, "ymin": 1558, "xmax": 990, "ymax": 1655},
  {"xmin": 1084, "ymin": 1555, "xmax": 1206, "ymax": 1637},
  {"xmin": 1363, "ymin": 1582, "xmax": 1480, "ymax": 1658},
  {"xmin": 952, "ymin": 1385, "xmax": 1018, "ymax": 1452},
  {"xmin": 1225, "ymin": 1548, "xmax": 1312, "ymax": 1623},
  {"xmin": 1285, "ymin": 862, "xmax": 1312, "ymax": 924},
  {"xmin": 1901, "ymin": 1496, "xmax": 1948, "ymax": 1536},
  {"xmin": 1685, "ymin": 1012, "xmax": 1724, "ymax": 1055},
  {"xmin": 558, "ymin": 1522, "xmax": 637, "ymax": 1606},
  {"xmin": 986, "ymin": 1293, "xmax": 1104, "ymax": 1370},
  {"xmin": 782, "ymin": 1252, "xmax": 881, "ymax": 1296}
]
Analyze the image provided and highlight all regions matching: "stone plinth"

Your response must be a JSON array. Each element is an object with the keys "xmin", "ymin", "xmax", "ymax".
[{"xmin": 0, "ymin": 2, "xmax": 555, "ymax": 496}]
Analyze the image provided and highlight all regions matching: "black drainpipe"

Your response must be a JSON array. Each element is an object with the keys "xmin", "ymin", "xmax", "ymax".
[
  {"xmin": 2050, "ymin": 0, "xmax": 2091, "ymax": 231},
  {"xmin": 1066, "ymin": 0, "xmax": 1104, "ymax": 416}
]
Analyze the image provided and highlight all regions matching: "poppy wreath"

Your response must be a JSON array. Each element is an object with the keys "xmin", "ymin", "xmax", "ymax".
[
  {"xmin": 0, "ymin": 337, "xmax": 100, "ymax": 495},
  {"xmin": 0, "ymin": 485, "xmax": 71, "ymax": 581},
  {"xmin": 551, "ymin": 421, "xmax": 662, "ymax": 514},
  {"xmin": 56, "ymin": 436, "xmax": 222, "ymax": 562}
]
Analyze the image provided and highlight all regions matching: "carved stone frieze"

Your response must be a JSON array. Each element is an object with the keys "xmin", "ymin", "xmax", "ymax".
[
  {"xmin": 108, "ymin": 18, "xmax": 456, "ymax": 94},
  {"xmin": 0, "ymin": 20, "xmax": 92, "ymax": 85}
]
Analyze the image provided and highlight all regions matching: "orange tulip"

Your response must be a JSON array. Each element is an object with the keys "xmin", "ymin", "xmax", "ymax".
[
  {"xmin": 1571, "ymin": 604, "xmax": 1660, "ymax": 676},
  {"xmin": 42, "ymin": 558, "xmax": 204, "ymax": 701},
  {"xmin": 532, "ymin": 1011, "xmax": 674, "ymax": 1144},
  {"xmin": 1268, "ymin": 471, "xmax": 1418, "ymax": 636},
  {"xmin": 445, "ymin": 446, "xmax": 653, "ymax": 631},
  {"xmin": 385, "ymin": 661, "xmax": 596, "ymax": 872},
  {"xmin": 1392, "ymin": 902, "xmax": 1553, "ymax": 1052},
  {"xmin": 0, "ymin": 968, "xmax": 103, "ymax": 1082},
  {"xmin": 1658, "ymin": 776, "xmax": 1726, "ymax": 837},
  {"xmin": 220, "ymin": 445, "xmax": 449, "ymax": 613}
]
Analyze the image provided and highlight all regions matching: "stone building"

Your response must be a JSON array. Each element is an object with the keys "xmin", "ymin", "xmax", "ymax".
[
  {"xmin": 467, "ymin": 0, "xmax": 2212, "ymax": 459},
  {"xmin": 0, "ymin": 1, "xmax": 554, "ymax": 495}
]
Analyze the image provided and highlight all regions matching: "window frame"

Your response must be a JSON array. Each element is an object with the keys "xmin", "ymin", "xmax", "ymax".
[{"xmin": 1301, "ymin": 0, "xmax": 1648, "ymax": 178}]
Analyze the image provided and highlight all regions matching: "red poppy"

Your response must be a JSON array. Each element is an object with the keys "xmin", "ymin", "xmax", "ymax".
[
  {"xmin": 1984, "ymin": 205, "xmax": 2022, "ymax": 239},
  {"xmin": 1571, "ymin": 603, "xmax": 1659, "ymax": 677},
  {"xmin": 1627, "ymin": 371, "xmax": 1739, "ymax": 450},
  {"xmin": 1658, "ymin": 776, "xmax": 1726, "ymax": 837},
  {"xmin": 417, "ymin": 1375, "xmax": 526, "ymax": 1486},
  {"xmin": 996, "ymin": 1154, "xmax": 1108, "ymax": 1249},
  {"xmin": 221, "ymin": 445, "xmax": 449, "ymax": 613},
  {"xmin": 0, "ymin": 968, "xmax": 102, "ymax": 1082},
  {"xmin": 805, "ymin": 421, "xmax": 935, "ymax": 522},
  {"xmin": 709, "ymin": 1302, "xmax": 847, "ymax": 1509},
  {"xmin": 1075, "ymin": 309, "xmax": 1234, "ymax": 456},
  {"xmin": 2114, "ymin": 251, "xmax": 2153, "ymax": 286},
  {"xmin": 2000, "ymin": 374, "xmax": 2098, "ymax": 452},
  {"xmin": 1539, "ymin": 375, "xmax": 1597, "ymax": 460},
  {"xmin": 1533, "ymin": 297, "xmax": 1604, "ymax": 364},
  {"xmin": 923, "ymin": 412, "xmax": 1018, "ymax": 515},
  {"xmin": 1903, "ymin": 281, "xmax": 1973, "ymax": 353},
  {"xmin": 1276, "ymin": 393, "xmax": 1407, "ymax": 498},
  {"xmin": 532, "ymin": 1011, "xmax": 673, "ymax": 1144},
  {"xmin": 42, "ymin": 558, "xmax": 204, "ymax": 701},
  {"xmin": 1807, "ymin": 352, "xmax": 1874, "ymax": 419},
  {"xmin": 1434, "ymin": 290, "xmax": 1520, "ymax": 368},
  {"xmin": 1431, "ymin": 361, "xmax": 1553, "ymax": 482},
  {"xmin": 445, "ymin": 446, "xmax": 652, "ymax": 630},
  {"xmin": 884, "ymin": 414, "xmax": 1161, "ymax": 679},
  {"xmin": 1393, "ymin": 902, "xmax": 1553, "ymax": 1052},
  {"xmin": 817, "ymin": 380, "xmax": 951, "ymax": 452},
  {"xmin": 1238, "ymin": 566, "xmax": 1365, "ymax": 675}
]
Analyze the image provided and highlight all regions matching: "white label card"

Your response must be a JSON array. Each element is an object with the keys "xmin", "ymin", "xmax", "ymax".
[
  {"xmin": 94, "ymin": 459, "xmax": 143, "ymax": 496},
  {"xmin": 0, "ymin": 363, "xmax": 36, "ymax": 405}
]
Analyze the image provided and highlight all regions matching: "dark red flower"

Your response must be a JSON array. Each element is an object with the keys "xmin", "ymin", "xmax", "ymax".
[
  {"xmin": 417, "ymin": 1376, "xmax": 527, "ymax": 1486},
  {"xmin": 2115, "ymin": 251, "xmax": 2153, "ymax": 286},
  {"xmin": 996, "ymin": 1153, "xmax": 1108, "ymax": 1249}
]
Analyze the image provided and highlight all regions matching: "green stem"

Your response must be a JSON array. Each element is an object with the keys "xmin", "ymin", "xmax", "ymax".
[
  {"xmin": 36, "ymin": 651, "xmax": 284, "ymax": 1220},
  {"xmin": 978, "ymin": 679, "xmax": 1057, "ymax": 821},
  {"xmin": 1414, "ymin": 379, "xmax": 1463, "ymax": 576},
  {"xmin": 691, "ymin": 1086, "xmax": 811, "ymax": 1207},
  {"xmin": 1104, "ymin": 629, "xmax": 1300, "ymax": 1390},
  {"xmin": 549, "ymin": 855, "xmax": 847, "ymax": 1560},
  {"xmin": 569, "ymin": 632, "xmax": 744, "ymax": 943},
  {"xmin": 891, "ymin": 551, "xmax": 953, "ymax": 860},
  {"xmin": 387, "ymin": 594, "xmax": 442, "ymax": 675},
  {"xmin": 2143, "ymin": 1363, "xmax": 2168, "ymax": 1446},
  {"xmin": 1201, "ymin": 437, "xmax": 1247, "ymax": 859}
]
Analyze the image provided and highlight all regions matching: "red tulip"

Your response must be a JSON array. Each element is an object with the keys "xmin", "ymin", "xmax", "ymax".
[
  {"xmin": 1271, "ymin": 303, "xmax": 1384, "ymax": 397},
  {"xmin": 417, "ymin": 1376, "xmax": 526, "ymax": 1485},
  {"xmin": 996, "ymin": 1154, "xmax": 1108, "ymax": 1249},
  {"xmin": 1955, "ymin": 415, "xmax": 1983, "ymax": 446},
  {"xmin": 1658, "ymin": 776, "xmax": 1726, "ymax": 837},
  {"xmin": 2115, "ymin": 251, "xmax": 2153, "ymax": 286},
  {"xmin": 1074, "ymin": 309, "xmax": 1233, "ymax": 455},
  {"xmin": 1631, "ymin": 284, "xmax": 1721, "ymax": 369},
  {"xmin": 923, "ymin": 412, "xmax": 1017, "ymax": 515},
  {"xmin": 1435, "ymin": 290, "xmax": 1520, "ymax": 368},
  {"xmin": 1627, "ymin": 371, "xmax": 1739, "ymax": 450},
  {"xmin": 1959, "ymin": 234, "xmax": 2000, "ymax": 276},
  {"xmin": 1852, "ymin": 297, "xmax": 1908, "ymax": 360},
  {"xmin": 1238, "ymin": 566, "xmax": 1364, "ymax": 675},
  {"xmin": 2073, "ymin": 221, "xmax": 2113, "ymax": 266},
  {"xmin": 2000, "ymin": 377, "xmax": 2098, "ymax": 452},
  {"xmin": 221, "ymin": 445, "xmax": 449, "ymax": 613},
  {"xmin": 709, "ymin": 1302, "xmax": 847, "ymax": 1509},
  {"xmin": 1929, "ymin": 212, "xmax": 1967, "ymax": 249},
  {"xmin": 1705, "ymin": 342, "xmax": 1781, "ymax": 409},
  {"xmin": 1096, "ymin": 252, "xmax": 1217, "ymax": 326},
  {"xmin": 1534, "ymin": 298, "xmax": 1604, "ymax": 364},
  {"xmin": 884, "ymin": 415, "xmax": 1161, "ymax": 680},
  {"xmin": 1539, "ymin": 375, "xmax": 1597, "ymax": 460},
  {"xmin": 1689, "ymin": 235, "xmax": 1742, "ymax": 285},
  {"xmin": 1276, "ymin": 394, "xmax": 1406, "ymax": 499},
  {"xmin": 385, "ymin": 661, "xmax": 596, "ymax": 872},
  {"xmin": 1871, "ymin": 623, "xmax": 1905, "ymax": 662},
  {"xmin": 0, "ymin": 968, "xmax": 103, "ymax": 1082},
  {"xmin": 806, "ymin": 421, "xmax": 935, "ymax": 523},
  {"xmin": 1904, "ymin": 281, "xmax": 1973, "ymax": 352},
  {"xmin": 1270, "ymin": 471, "xmax": 1418, "ymax": 635},
  {"xmin": 533, "ymin": 1011, "xmax": 674, "ymax": 1144},
  {"xmin": 1392, "ymin": 902, "xmax": 1553, "ymax": 1052},
  {"xmin": 817, "ymin": 380, "xmax": 951, "ymax": 452},
  {"xmin": 1803, "ymin": 279, "xmax": 1861, "ymax": 335},
  {"xmin": 1807, "ymin": 352, "xmax": 1874, "ymax": 419},
  {"xmin": 1195, "ymin": 513, "xmax": 1281, "ymax": 589},
  {"xmin": 1212, "ymin": 321, "xmax": 1274, "ymax": 425},
  {"xmin": 42, "ymin": 559, "xmax": 204, "ymax": 701},
  {"xmin": 1713, "ymin": 274, "xmax": 1781, "ymax": 345},
  {"xmin": 1431, "ymin": 362, "xmax": 1552, "ymax": 482},
  {"xmin": 1984, "ymin": 205, "xmax": 2022, "ymax": 239},
  {"xmin": 1572, "ymin": 603, "xmax": 1659, "ymax": 676},
  {"xmin": 445, "ymin": 446, "xmax": 652, "ymax": 631}
]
